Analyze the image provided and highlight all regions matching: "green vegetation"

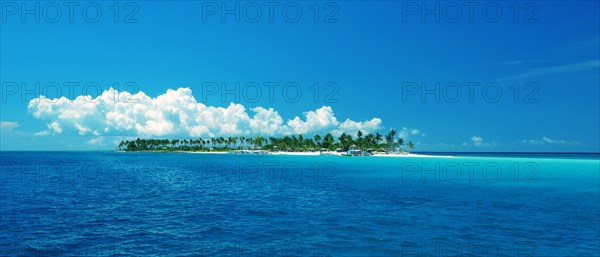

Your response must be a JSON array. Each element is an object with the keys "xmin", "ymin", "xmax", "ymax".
[{"xmin": 117, "ymin": 130, "xmax": 415, "ymax": 152}]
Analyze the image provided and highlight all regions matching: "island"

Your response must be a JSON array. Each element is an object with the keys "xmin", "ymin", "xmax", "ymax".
[{"xmin": 117, "ymin": 129, "xmax": 417, "ymax": 157}]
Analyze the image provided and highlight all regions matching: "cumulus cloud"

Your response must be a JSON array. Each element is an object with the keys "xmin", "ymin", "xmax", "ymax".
[
  {"xmin": 285, "ymin": 106, "xmax": 340, "ymax": 135},
  {"xmin": 330, "ymin": 118, "xmax": 383, "ymax": 137},
  {"xmin": 28, "ymin": 87, "xmax": 383, "ymax": 138}
]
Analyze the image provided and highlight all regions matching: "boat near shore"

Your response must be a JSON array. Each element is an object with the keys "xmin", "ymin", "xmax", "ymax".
[{"xmin": 342, "ymin": 149, "xmax": 373, "ymax": 156}]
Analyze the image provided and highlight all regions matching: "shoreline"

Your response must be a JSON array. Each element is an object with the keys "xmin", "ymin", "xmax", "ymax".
[
  {"xmin": 119, "ymin": 150, "xmax": 454, "ymax": 158},
  {"xmin": 110, "ymin": 151, "xmax": 600, "ymax": 160},
  {"xmin": 118, "ymin": 150, "xmax": 454, "ymax": 158},
  {"xmin": 188, "ymin": 151, "xmax": 455, "ymax": 158}
]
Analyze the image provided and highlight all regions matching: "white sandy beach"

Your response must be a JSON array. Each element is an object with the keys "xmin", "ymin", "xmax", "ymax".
[
  {"xmin": 269, "ymin": 151, "xmax": 322, "ymax": 156},
  {"xmin": 185, "ymin": 151, "xmax": 229, "ymax": 154},
  {"xmin": 271, "ymin": 151, "xmax": 455, "ymax": 158},
  {"xmin": 182, "ymin": 151, "xmax": 454, "ymax": 158}
]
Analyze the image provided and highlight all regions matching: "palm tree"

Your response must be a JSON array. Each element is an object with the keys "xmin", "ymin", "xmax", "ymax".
[
  {"xmin": 227, "ymin": 137, "xmax": 235, "ymax": 148},
  {"xmin": 356, "ymin": 130, "xmax": 363, "ymax": 149},
  {"xmin": 375, "ymin": 133, "xmax": 383, "ymax": 147},
  {"xmin": 322, "ymin": 133, "xmax": 335, "ymax": 150},
  {"xmin": 314, "ymin": 134, "xmax": 322, "ymax": 148},
  {"xmin": 407, "ymin": 141, "xmax": 414, "ymax": 151},
  {"xmin": 385, "ymin": 129, "xmax": 397, "ymax": 151},
  {"xmin": 364, "ymin": 134, "xmax": 375, "ymax": 150},
  {"xmin": 127, "ymin": 140, "xmax": 136, "ymax": 151},
  {"xmin": 338, "ymin": 133, "xmax": 355, "ymax": 151},
  {"xmin": 253, "ymin": 136, "xmax": 266, "ymax": 148},
  {"xmin": 219, "ymin": 137, "xmax": 226, "ymax": 148},
  {"xmin": 232, "ymin": 137, "xmax": 238, "ymax": 149},
  {"xmin": 398, "ymin": 137, "xmax": 404, "ymax": 152},
  {"xmin": 298, "ymin": 135, "xmax": 304, "ymax": 149}
]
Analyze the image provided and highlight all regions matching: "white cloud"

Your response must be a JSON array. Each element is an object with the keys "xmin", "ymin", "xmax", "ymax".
[
  {"xmin": 48, "ymin": 121, "xmax": 63, "ymax": 134},
  {"xmin": 248, "ymin": 107, "xmax": 284, "ymax": 136},
  {"xmin": 34, "ymin": 131, "xmax": 50, "ymax": 136},
  {"xmin": 285, "ymin": 106, "xmax": 340, "ymax": 135},
  {"xmin": 522, "ymin": 136, "xmax": 570, "ymax": 145},
  {"xmin": 87, "ymin": 137, "xmax": 104, "ymax": 145},
  {"xmin": 397, "ymin": 127, "xmax": 423, "ymax": 140},
  {"xmin": 542, "ymin": 136, "xmax": 566, "ymax": 144},
  {"xmin": 0, "ymin": 121, "xmax": 19, "ymax": 129},
  {"xmin": 471, "ymin": 136, "xmax": 483, "ymax": 146},
  {"xmin": 28, "ymin": 87, "xmax": 383, "ymax": 138},
  {"xmin": 467, "ymin": 136, "xmax": 497, "ymax": 147},
  {"xmin": 330, "ymin": 118, "xmax": 383, "ymax": 137}
]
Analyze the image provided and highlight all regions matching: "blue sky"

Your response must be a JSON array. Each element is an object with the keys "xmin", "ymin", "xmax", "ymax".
[{"xmin": 1, "ymin": 1, "xmax": 599, "ymax": 152}]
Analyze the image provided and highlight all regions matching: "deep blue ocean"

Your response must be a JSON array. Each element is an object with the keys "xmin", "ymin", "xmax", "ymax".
[{"xmin": 1, "ymin": 152, "xmax": 598, "ymax": 256}]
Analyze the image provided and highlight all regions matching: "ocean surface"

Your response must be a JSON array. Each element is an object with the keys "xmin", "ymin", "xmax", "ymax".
[{"xmin": 0, "ymin": 151, "xmax": 598, "ymax": 256}]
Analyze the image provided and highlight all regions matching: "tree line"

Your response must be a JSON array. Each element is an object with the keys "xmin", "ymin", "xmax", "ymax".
[{"xmin": 117, "ymin": 129, "xmax": 415, "ymax": 152}]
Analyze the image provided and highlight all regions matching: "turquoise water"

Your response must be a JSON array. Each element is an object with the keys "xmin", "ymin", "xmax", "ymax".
[{"xmin": 1, "ymin": 152, "xmax": 598, "ymax": 256}]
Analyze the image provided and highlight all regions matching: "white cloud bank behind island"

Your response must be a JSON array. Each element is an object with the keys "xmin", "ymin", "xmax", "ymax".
[{"xmin": 28, "ymin": 87, "xmax": 383, "ymax": 138}]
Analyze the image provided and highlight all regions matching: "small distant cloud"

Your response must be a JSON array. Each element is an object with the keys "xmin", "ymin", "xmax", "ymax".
[
  {"xmin": 397, "ymin": 127, "xmax": 423, "ymax": 140},
  {"xmin": 522, "ymin": 136, "xmax": 573, "ymax": 145},
  {"xmin": 471, "ymin": 136, "xmax": 483, "ymax": 146},
  {"xmin": 87, "ymin": 137, "xmax": 105, "ymax": 145},
  {"xmin": 465, "ymin": 136, "xmax": 497, "ymax": 147},
  {"xmin": 0, "ymin": 121, "xmax": 19, "ymax": 129},
  {"xmin": 541, "ymin": 137, "xmax": 566, "ymax": 144},
  {"xmin": 34, "ymin": 131, "xmax": 50, "ymax": 136}
]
